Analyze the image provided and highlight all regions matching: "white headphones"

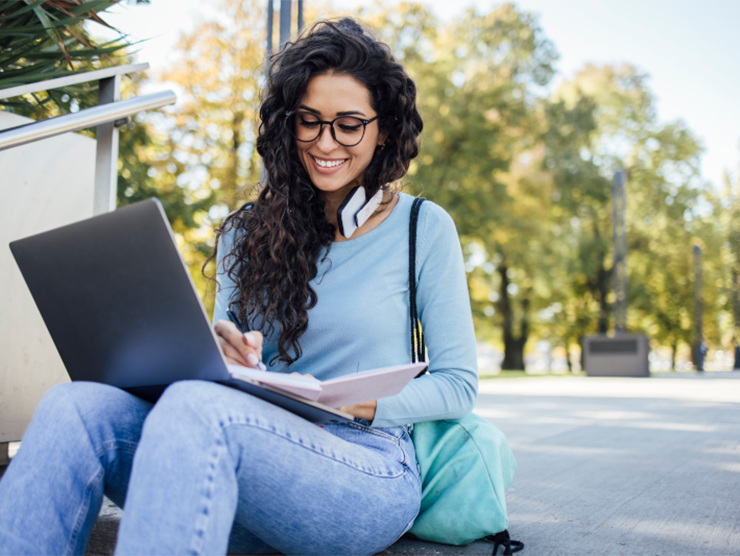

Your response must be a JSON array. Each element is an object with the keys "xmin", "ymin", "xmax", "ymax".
[{"xmin": 336, "ymin": 186, "xmax": 384, "ymax": 238}]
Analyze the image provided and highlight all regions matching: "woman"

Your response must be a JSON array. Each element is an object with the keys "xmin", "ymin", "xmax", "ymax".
[{"xmin": 0, "ymin": 18, "xmax": 477, "ymax": 556}]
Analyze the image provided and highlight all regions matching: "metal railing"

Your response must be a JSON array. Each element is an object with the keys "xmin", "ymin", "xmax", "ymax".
[{"xmin": 0, "ymin": 63, "xmax": 176, "ymax": 215}]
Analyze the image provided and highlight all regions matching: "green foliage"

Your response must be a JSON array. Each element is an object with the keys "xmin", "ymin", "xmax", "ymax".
[
  {"xmin": 364, "ymin": 3, "xmax": 561, "ymax": 368},
  {"xmin": 115, "ymin": 0, "xmax": 267, "ymax": 316},
  {"xmin": 0, "ymin": 0, "xmax": 150, "ymax": 118},
  {"xmin": 539, "ymin": 63, "xmax": 727, "ymax": 369},
  {"xmin": 720, "ymin": 170, "xmax": 740, "ymax": 344}
]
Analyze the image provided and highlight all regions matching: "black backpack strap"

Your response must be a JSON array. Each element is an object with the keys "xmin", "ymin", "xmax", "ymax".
[
  {"xmin": 409, "ymin": 197, "xmax": 426, "ymax": 365},
  {"xmin": 483, "ymin": 530, "xmax": 524, "ymax": 555}
]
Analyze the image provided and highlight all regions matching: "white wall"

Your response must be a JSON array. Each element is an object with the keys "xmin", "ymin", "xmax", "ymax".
[{"xmin": 0, "ymin": 111, "xmax": 96, "ymax": 442}]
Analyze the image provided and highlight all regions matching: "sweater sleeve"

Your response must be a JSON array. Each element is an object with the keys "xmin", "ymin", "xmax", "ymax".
[
  {"xmin": 212, "ymin": 225, "xmax": 239, "ymax": 326},
  {"xmin": 372, "ymin": 202, "xmax": 478, "ymax": 427}
]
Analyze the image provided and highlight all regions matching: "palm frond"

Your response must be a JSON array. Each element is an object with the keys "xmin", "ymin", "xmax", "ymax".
[{"xmin": 0, "ymin": 0, "xmax": 150, "ymax": 114}]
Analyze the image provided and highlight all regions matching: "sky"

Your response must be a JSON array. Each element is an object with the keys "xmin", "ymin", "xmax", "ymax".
[{"xmin": 97, "ymin": 0, "xmax": 740, "ymax": 190}]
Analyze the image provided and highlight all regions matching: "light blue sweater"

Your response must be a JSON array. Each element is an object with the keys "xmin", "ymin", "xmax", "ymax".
[{"xmin": 212, "ymin": 192, "xmax": 478, "ymax": 428}]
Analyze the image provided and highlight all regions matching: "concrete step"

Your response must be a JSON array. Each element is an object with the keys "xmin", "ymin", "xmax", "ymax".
[
  {"xmin": 0, "ymin": 467, "xmax": 499, "ymax": 555},
  {"xmin": 86, "ymin": 499, "xmax": 499, "ymax": 555}
]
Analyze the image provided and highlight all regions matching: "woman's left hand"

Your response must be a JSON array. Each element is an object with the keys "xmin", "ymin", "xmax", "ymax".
[
  {"xmin": 291, "ymin": 373, "xmax": 377, "ymax": 422},
  {"xmin": 338, "ymin": 400, "xmax": 377, "ymax": 422}
]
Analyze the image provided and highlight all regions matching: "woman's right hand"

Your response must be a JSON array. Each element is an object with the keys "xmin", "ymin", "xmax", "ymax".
[{"xmin": 214, "ymin": 320, "xmax": 264, "ymax": 369}]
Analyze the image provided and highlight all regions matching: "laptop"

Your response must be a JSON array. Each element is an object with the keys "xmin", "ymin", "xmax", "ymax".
[{"xmin": 9, "ymin": 198, "xmax": 356, "ymax": 422}]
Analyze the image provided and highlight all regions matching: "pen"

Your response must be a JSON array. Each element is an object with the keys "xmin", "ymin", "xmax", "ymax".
[{"xmin": 227, "ymin": 309, "xmax": 267, "ymax": 371}]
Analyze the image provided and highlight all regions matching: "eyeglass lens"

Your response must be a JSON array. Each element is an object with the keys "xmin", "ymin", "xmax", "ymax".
[{"xmin": 293, "ymin": 112, "xmax": 367, "ymax": 147}]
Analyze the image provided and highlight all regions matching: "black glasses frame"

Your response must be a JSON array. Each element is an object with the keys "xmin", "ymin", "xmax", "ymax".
[{"xmin": 287, "ymin": 110, "xmax": 379, "ymax": 147}]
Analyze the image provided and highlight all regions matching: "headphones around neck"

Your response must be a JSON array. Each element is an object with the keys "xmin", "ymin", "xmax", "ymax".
[{"xmin": 336, "ymin": 186, "xmax": 384, "ymax": 238}]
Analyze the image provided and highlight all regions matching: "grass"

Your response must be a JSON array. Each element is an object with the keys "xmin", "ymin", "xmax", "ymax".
[
  {"xmin": 479, "ymin": 368, "xmax": 740, "ymax": 380},
  {"xmin": 479, "ymin": 370, "xmax": 586, "ymax": 380}
]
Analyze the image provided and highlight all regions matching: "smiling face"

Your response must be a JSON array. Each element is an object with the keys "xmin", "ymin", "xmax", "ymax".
[{"xmin": 294, "ymin": 73, "xmax": 386, "ymax": 203}]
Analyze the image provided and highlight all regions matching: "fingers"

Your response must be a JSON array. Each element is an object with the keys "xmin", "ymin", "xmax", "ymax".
[
  {"xmin": 337, "ymin": 400, "xmax": 377, "ymax": 421},
  {"xmin": 290, "ymin": 372, "xmax": 315, "ymax": 379},
  {"xmin": 214, "ymin": 319, "xmax": 241, "ymax": 343},
  {"xmin": 242, "ymin": 331, "xmax": 264, "ymax": 367},
  {"xmin": 214, "ymin": 320, "xmax": 264, "ymax": 369},
  {"xmin": 218, "ymin": 336, "xmax": 249, "ymax": 366},
  {"xmin": 243, "ymin": 330, "xmax": 263, "ymax": 355}
]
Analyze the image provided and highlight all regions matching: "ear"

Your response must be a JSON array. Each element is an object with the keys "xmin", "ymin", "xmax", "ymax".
[{"xmin": 378, "ymin": 130, "xmax": 390, "ymax": 147}]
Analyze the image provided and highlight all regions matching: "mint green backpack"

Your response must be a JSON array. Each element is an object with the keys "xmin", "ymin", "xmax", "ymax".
[{"xmin": 406, "ymin": 198, "xmax": 523, "ymax": 555}]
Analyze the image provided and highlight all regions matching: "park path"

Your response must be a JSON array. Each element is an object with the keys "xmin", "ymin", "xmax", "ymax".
[{"xmin": 474, "ymin": 372, "xmax": 740, "ymax": 556}]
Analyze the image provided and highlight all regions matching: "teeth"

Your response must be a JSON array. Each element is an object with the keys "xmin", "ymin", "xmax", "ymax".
[{"xmin": 313, "ymin": 156, "xmax": 345, "ymax": 168}]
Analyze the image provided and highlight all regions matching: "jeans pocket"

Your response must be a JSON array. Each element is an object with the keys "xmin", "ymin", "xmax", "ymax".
[
  {"xmin": 345, "ymin": 421, "xmax": 401, "ymax": 445},
  {"xmin": 323, "ymin": 421, "xmax": 411, "ymax": 472}
]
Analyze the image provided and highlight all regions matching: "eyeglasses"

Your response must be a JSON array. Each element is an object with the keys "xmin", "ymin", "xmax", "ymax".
[{"xmin": 287, "ymin": 110, "xmax": 379, "ymax": 147}]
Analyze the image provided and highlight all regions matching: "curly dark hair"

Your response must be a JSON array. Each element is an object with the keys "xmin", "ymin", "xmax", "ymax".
[{"xmin": 210, "ymin": 17, "xmax": 423, "ymax": 366}]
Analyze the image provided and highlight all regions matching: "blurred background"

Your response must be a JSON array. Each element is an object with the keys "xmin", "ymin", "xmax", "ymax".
[{"xmin": 3, "ymin": 0, "xmax": 740, "ymax": 375}]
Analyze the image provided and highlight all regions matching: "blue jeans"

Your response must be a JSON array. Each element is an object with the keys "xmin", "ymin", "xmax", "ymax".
[{"xmin": 0, "ymin": 381, "xmax": 421, "ymax": 555}]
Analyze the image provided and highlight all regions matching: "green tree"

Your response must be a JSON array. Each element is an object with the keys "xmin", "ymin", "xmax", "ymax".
[
  {"xmin": 722, "ymin": 168, "xmax": 740, "ymax": 345},
  {"xmin": 540, "ymin": 92, "xmax": 609, "ymax": 369},
  {"xmin": 114, "ymin": 0, "xmax": 268, "ymax": 314},
  {"xmin": 377, "ymin": 3, "xmax": 558, "ymax": 369},
  {"xmin": 546, "ymin": 63, "xmax": 722, "ymax": 369}
]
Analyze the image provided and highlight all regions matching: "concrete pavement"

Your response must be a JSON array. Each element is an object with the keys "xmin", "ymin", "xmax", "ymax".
[{"xmin": 479, "ymin": 372, "xmax": 740, "ymax": 555}]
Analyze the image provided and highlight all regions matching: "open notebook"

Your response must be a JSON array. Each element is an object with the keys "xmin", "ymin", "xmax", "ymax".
[{"xmin": 227, "ymin": 363, "xmax": 427, "ymax": 408}]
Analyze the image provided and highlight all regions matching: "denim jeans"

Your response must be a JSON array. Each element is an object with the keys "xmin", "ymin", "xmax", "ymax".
[{"xmin": 0, "ymin": 380, "xmax": 421, "ymax": 555}]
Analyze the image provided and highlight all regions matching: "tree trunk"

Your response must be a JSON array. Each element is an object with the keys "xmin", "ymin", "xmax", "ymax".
[
  {"xmin": 590, "ymin": 223, "xmax": 610, "ymax": 334},
  {"xmin": 498, "ymin": 264, "xmax": 529, "ymax": 370},
  {"xmin": 596, "ymin": 260, "xmax": 610, "ymax": 334},
  {"xmin": 671, "ymin": 340, "xmax": 678, "ymax": 370}
]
